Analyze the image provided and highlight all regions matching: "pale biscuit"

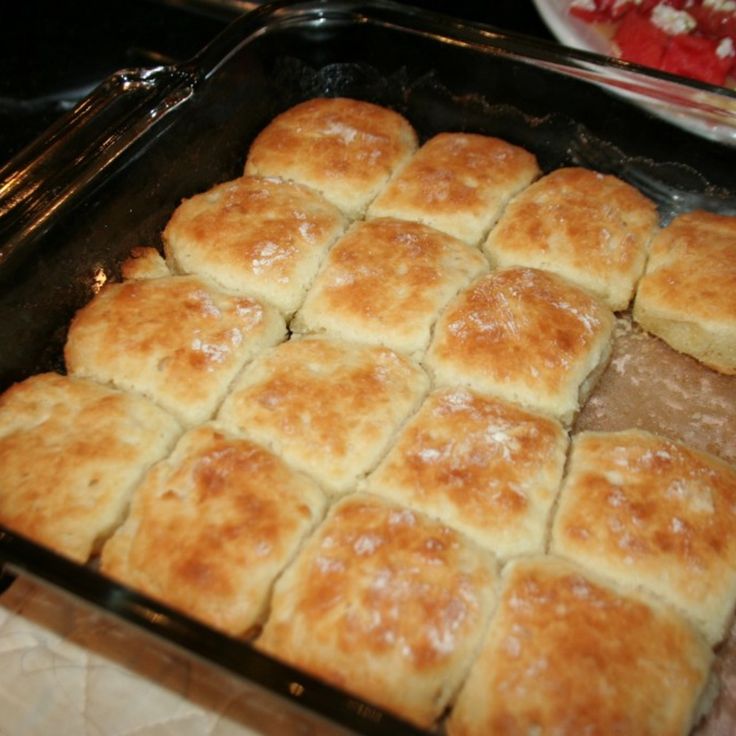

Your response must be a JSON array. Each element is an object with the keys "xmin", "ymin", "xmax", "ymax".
[
  {"xmin": 367, "ymin": 132, "xmax": 540, "ymax": 246},
  {"xmin": 101, "ymin": 424, "xmax": 325, "ymax": 637},
  {"xmin": 120, "ymin": 246, "xmax": 171, "ymax": 281},
  {"xmin": 244, "ymin": 98, "xmax": 418, "ymax": 218},
  {"xmin": 484, "ymin": 167, "xmax": 658, "ymax": 310},
  {"xmin": 65, "ymin": 273, "xmax": 286, "ymax": 427},
  {"xmin": 216, "ymin": 336, "xmax": 429, "ymax": 494},
  {"xmin": 424, "ymin": 267, "xmax": 615, "ymax": 425},
  {"xmin": 163, "ymin": 175, "xmax": 347, "ymax": 315},
  {"xmin": 291, "ymin": 218, "xmax": 488, "ymax": 357},
  {"xmin": 633, "ymin": 210, "xmax": 736, "ymax": 375},
  {"xmin": 364, "ymin": 387, "xmax": 568, "ymax": 558},
  {"xmin": 258, "ymin": 493, "xmax": 498, "ymax": 729},
  {"xmin": 551, "ymin": 429, "xmax": 736, "ymax": 644},
  {"xmin": 0, "ymin": 373, "xmax": 181, "ymax": 563},
  {"xmin": 447, "ymin": 555, "xmax": 714, "ymax": 736}
]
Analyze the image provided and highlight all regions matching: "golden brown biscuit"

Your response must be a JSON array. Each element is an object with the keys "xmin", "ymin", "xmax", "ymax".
[
  {"xmin": 364, "ymin": 387, "xmax": 568, "ymax": 558},
  {"xmin": 447, "ymin": 555, "xmax": 714, "ymax": 736},
  {"xmin": 633, "ymin": 210, "xmax": 736, "ymax": 375},
  {"xmin": 258, "ymin": 493, "xmax": 498, "ymax": 729},
  {"xmin": 551, "ymin": 429, "xmax": 736, "ymax": 644},
  {"xmin": 163, "ymin": 175, "xmax": 347, "ymax": 315},
  {"xmin": 120, "ymin": 246, "xmax": 171, "ymax": 281},
  {"xmin": 65, "ymin": 273, "xmax": 286, "ymax": 427},
  {"xmin": 245, "ymin": 98, "xmax": 418, "ymax": 218},
  {"xmin": 101, "ymin": 424, "xmax": 325, "ymax": 636},
  {"xmin": 484, "ymin": 167, "xmax": 658, "ymax": 310},
  {"xmin": 291, "ymin": 218, "xmax": 488, "ymax": 357},
  {"xmin": 424, "ymin": 267, "xmax": 615, "ymax": 425},
  {"xmin": 216, "ymin": 336, "xmax": 429, "ymax": 494},
  {"xmin": 367, "ymin": 132, "xmax": 540, "ymax": 246},
  {"xmin": 0, "ymin": 373, "xmax": 181, "ymax": 563}
]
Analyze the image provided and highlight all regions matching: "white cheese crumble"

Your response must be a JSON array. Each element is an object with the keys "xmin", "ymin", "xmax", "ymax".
[
  {"xmin": 571, "ymin": 0, "xmax": 596, "ymax": 10},
  {"xmin": 717, "ymin": 36, "xmax": 735, "ymax": 59},
  {"xmin": 650, "ymin": 3, "xmax": 697, "ymax": 35},
  {"xmin": 704, "ymin": 0, "xmax": 736, "ymax": 12},
  {"xmin": 614, "ymin": 0, "xmax": 644, "ymax": 11}
]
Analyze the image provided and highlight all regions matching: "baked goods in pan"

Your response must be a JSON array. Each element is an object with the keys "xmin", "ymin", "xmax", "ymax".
[
  {"xmin": 258, "ymin": 493, "xmax": 498, "ymax": 729},
  {"xmin": 216, "ymin": 336, "xmax": 429, "ymax": 494},
  {"xmin": 364, "ymin": 387, "xmax": 568, "ymax": 558},
  {"xmin": 484, "ymin": 167, "xmax": 658, "ymax": 310},
  {"xmin": 101, "ymin": 424, "xmax": 325, "ymax": 636},
  {"xmin": 0, "ymin": 373, "xmax": 181, "ymax": 563},
  {"xmin": 162, "ymin": 175, "xmax": 347, "ymax": 315},
  {"xmin": 3, "ymin": 95, "xmax": 736, "ymax": 735},
  {"xmin": 245, "ymin": 97, "xmax": 418, "ymax": 218},
  {"xmin": 424, "ymin": 266, "xmax": 616, "ymax": 424},
  {"xmin": 65, "ymin": 262, "xmax": 286, "ymax": 427},
  {"xmin": 291, "ymin": 218, "xmax": 488, "ymax": 357},
  {"xmin": 368, "ymin": 132, "xmax": 540, "ymax": 246},
  {"xmin": 121, "ymin": 245, "xmax": 172, "ymax": 280},
  {"xmin": 447, "ymin": 555, "xmax": 714, "ymax": 736},
  {"xmin": 551, "ymin": 429, "xmax": 736, "ymax": 645},
  {"xmin": 633, "ymin": 210, "xmax": 736, "ymax": 375}
]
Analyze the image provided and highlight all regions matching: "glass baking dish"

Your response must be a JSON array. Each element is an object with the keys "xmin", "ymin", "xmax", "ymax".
[{"xmin": 1, "ymin": 1, "xmax": 736, "ymax": 733}]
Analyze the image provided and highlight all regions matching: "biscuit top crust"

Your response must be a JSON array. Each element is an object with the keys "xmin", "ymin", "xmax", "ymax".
[
  {"xmin": 162, "ymin": 175, "xmax": 347, "ymax": 314},
  {"xmin": 244, "ymin": 98, "xmax": 418, "ymax": 218},
  {"xmin": 635, "ymin": 209, "xmax": 736, "ymax": 325},
  {"xmin": 365, "ymin": 387, "xmax": 568, "ymax": 557},
  {"xmin": 258, "ymin": 493, "xmax": 498, "ymax": 727},
  {"xmin": 0, "ymin": 373, "xmax": 181, "ymax": 563},
  {"xmin": 292, "ymin": 218, "xmax": 488, "ymax": 356},
  {"xmin": 484, "ymin": 167, "xmax": 658, "ymax": 310},
  {"xmin": 425, "ymin": 267, "xmax": 615, "ymax": 423},
  {"xmin": 447, "ymin": 555, "xmax": 712, "ymax": 736},
  {"xmin": 216, "ymin": 337, "xmax": 429, "ymax": 493},
  {"xmin": 368, "ymin": 132, "xmax": 540, "ymax": 245},
  {"xmin": 120, "ymin": 246, "xmax": 171, "ymax": 280},
  {"xmin": 101, "ymin": 424, "xmax": 325, "ymax": 636},
  {"xmin": 551, "ymin": 429, "xmax": 736, "ymax": 643},
  {"xmin": 65, "ymin": 274, "xmax": 286, "ymax": 426}
]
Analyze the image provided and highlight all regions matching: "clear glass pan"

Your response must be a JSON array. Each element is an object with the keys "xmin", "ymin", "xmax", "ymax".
[{"xmin": 1, "ymin": 1, "xmax": 735, "ymax": 733}]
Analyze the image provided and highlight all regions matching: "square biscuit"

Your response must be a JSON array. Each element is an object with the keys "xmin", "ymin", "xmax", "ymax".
[
  {"xmin": 291, "ymin": 218, "xmax": 488, "ymax": 358},
  {"xmin": 216, "ymin": 336, "xmax": 429, "ymax": 494},
  {"xmin": 244, "ymin": 97, "xmax": 418, "ymax": 219},
  {"xmin": 101, "ymin": 424, "xmax": 326, "ymax": 637},
  {"xmin": 367, "ymin": 132, "xmax": 540, "ymax": 246},
  {"xmin": 65, "ymin": 272, "xmax": 286, "ymax": 427},
  {"xmin": 163, "ymin": 175, "xmax": 348, "ymax": 316},
  {"xmin": 484, "ymin": 167, "xmax": 658, "ymax": 310},
  {"xmin": 0, "ymin": 373, "xmax": 181, "ymax": 563},
  {"xmin": 551, "ymin": 429, "xmax": 736, "ymax": 644},
  {"xmin": 424, "ymin": 267, "xmax": 615, "ymax": 425},
  {"xmin": 257, "ymin": 493, "xmax": 498, "ymax": 729},
  {"xmin": 633, "ymin": 210, "xmax": 736, "ymax": 375},
  {"xmin": 364, "ymin": 387, "xmax": 568, "ymax": 558},
  {"xmin": 447, "ymin": 556, "xmax": 714, "ymax": 736}
]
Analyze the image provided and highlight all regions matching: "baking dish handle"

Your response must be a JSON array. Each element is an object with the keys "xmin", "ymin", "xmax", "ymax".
[{"xmin": 0, "ymin": 66, "xmax": 197, "ymax": 275}]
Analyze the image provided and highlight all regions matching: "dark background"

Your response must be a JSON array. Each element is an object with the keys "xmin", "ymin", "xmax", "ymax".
[{"xmin": 0, "ymin": 0, "xmax": 551, "ymax": 166}]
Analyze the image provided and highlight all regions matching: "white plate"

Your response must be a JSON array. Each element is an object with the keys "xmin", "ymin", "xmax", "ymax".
[{"xmin": 531, "ymin": 0, "xmax": 736, "ymax": 144}]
